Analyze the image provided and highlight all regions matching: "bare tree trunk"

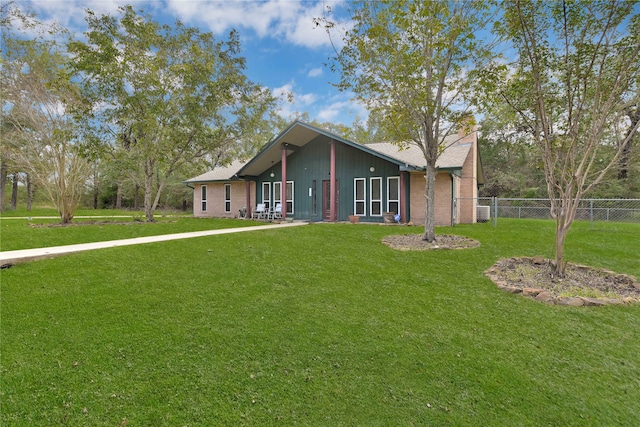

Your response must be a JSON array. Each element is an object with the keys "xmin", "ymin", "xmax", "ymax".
[
  {"xmin": 144, "ymin": 161, "xmax": 155, "ymax": 222},
  {"xmin": 422, "ymin": 163, "xmax": 437, "ymax": 242},
  {"xmin": 134, "ymin": 184, "xmax": 139, "ymax": 210},
  {"xmin": 554, "ymin": 219, "xmax": 568, "ymax": 277},
  {"xmin": 26, "ymin": 174, "xmax": 33, "ymax": 211},
  {"xmin": 115, "ymin": 182, "xmax": 122, "ymax": 209},
  {"xmin": 618, "ymin": 108, "xmax": 639, "ymax": 180},
  {"xmin": 150, "ymin": 180, "xmax": 166, "ymax": 219},
  {"xmin": 0, "ymin": 160, "xmax": 7, "ymax": 211},
  {"xmin": 59, "ymin": 199, "xmax": 74, "ymax": 224},
  {"xmin": 618, "ymin": 144, "xmax": 630, "ymax": 180},
  {"xmin": 11, "ymin": 172, "xmax": 18, "ymax": 210},
  {"xmin": 550, "ymin": 196, "xmax": 580, "ymax": 277},
  {"xmin": 93, "ymin": 184, "xmax": 99, "ymax": 209}
]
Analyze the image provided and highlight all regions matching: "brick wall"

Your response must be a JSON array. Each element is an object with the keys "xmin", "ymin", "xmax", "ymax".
[
  {"xmin": 408, "ymin": 123, "xmax": 478, "ymax": 226},
  {"xmin": 409, "ymin": 172, "xmax": 455, "ymax": 226},
  {"xmin": 193, "ymin": 181, "xmax": 255, "ymax": 218},
  {"xmin": 457, "ymin": 127, "xmax": 478, "ymax": 224}
]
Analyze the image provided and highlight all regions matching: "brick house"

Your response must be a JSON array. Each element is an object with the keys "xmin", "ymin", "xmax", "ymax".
[{"xmin": 185, "ymin": 121, "xmax": 483, "ymax": 225}]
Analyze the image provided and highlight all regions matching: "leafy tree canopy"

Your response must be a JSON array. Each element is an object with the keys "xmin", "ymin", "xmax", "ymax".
[{"xmin": 69, "ymin": 5, "xmax": 278, "ymax": 221}]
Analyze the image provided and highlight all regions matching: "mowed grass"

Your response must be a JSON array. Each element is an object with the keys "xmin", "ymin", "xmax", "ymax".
[
  {"xmin": 0, "ymin": 215, "xmax": 256, "ymax": 251},
  {"xmin": 0, "ymin": 206, "xmax": 192, "ymax": 218},
  {"xmin": 1, "ymin": 219, "xmax": 639, "ymax": 425}
]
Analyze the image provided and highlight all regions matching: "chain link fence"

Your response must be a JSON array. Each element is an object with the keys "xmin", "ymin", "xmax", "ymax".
[{"xmin": 469, "ymin": 198, "xmax": 640, "ymax": 225}]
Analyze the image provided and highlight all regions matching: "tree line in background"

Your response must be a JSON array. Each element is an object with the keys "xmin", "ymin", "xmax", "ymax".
[
  {"xmin": 2, "ymin": 1, "xmax": 639, "ymax": 276},
  {"xmin": 1, "ymin": 4, "xmax": 281, "ymax": 222}
]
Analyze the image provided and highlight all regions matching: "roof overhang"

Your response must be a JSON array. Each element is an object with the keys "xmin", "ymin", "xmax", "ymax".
[
  {"xmin": 184, "ymin": 176, "xmax": 243, "ymax": 184},
  {"xmin": 441, "ymin": 167, "xmax": 463, "ymax": 177},
  {"xmin": 237, "ymin": 121, "xmax": 412, "ymax": 177},
  {"xmin": 184, "ymin": 159, "xmax": 248, "ymax": 183}
]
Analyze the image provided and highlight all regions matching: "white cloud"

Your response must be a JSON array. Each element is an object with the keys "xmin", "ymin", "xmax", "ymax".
[
  {"xmin": 166, "ymin": 0, "xmax": 343, "ymax": 49},
  {"xmin": 272, "ymin": 81, "xmax": 324, "ymax": 120},
  {"xmin": 317, "ymin": 95, "xmax": 368, "ymax": 125},
  {"xmin": 15, "ymin": 0, "xmax": 362, "ymax": 127},
  {"xmin": 19, "ymin": 0, "xmax": 167, "ymax": 40},
  {"xmin": 308, "ymin": 67, "xmax": 323, "ymax": 78},
  {"xmin": 296, "ymin": 92, "xmax": 317, "ymax": 106},
  {"xmin": 316, "ymin": 100, "xmax": 350, "ymax": 122},
  {"xmin": 20, "ymin": 0, "xmax": 348, "ymax": 48},
  {"xmin": 271, "ymin": 81, "xmax": 366, "ymax": 125}
]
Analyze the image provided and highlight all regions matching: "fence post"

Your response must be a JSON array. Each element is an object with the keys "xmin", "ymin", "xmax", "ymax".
[
  {"xmin": 493, "ymin": 197, "xmax": 498, "ymax": 227},
  {"xmin": 590, "ymin": 199, "xmax": 593, "ymax": 228}
]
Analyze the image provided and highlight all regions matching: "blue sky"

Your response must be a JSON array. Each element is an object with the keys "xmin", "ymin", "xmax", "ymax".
[{"xmin": 14, "ymin": 0, "xmax": 365, "ymax": 126}]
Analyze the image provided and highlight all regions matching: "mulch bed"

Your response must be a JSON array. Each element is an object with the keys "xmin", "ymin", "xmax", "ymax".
[
  {"xmin": 382, "ymin": 234, "xmax": 480, "ymax": 251},
  {"xmin": 381, "ymin": 234, "xmax": 639, "ymax": 306},
  {"xmin": 485, "ymin": 257, "xmax": 640, "ymax": 305}
]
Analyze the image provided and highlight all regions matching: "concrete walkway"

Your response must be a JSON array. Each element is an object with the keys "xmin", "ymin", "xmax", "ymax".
[{"xmin": 0, "ymin": 222, "xmax": 307, "ymax": 265}]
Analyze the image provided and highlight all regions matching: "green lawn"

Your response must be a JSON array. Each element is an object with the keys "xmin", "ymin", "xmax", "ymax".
[
  {"xmin": 0, "ymin": 206, "xmax": 191, "ymax": 218},
  {"xmin": 0, "ymin": 216, "xmax": 256, "ymax": 251},
  {"xmin": 1, "ymin": 220, "xmax": 639, "ymax": 425}
]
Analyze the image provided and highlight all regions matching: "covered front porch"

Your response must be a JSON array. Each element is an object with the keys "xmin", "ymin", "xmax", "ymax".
[{"xmin": 236, "ymin": 121, "xmax": 413, "ymax": 223}]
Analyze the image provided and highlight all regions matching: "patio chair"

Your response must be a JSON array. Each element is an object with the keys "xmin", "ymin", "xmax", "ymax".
[
  {"xmin": 252, "ymin": 203, "xmax": 267, "ymax": 220},
  {"xmin": 270, "ymin": 203, "xmax": 283, "ymax": 221}
]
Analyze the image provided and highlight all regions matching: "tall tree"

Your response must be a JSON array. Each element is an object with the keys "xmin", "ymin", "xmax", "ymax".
[
  {"xmin": 478, "ymin": 109, "xmax": 546, "ymax": 198},
  {"xmin": 618, "ymin": 98, "xmax": 639, "ymax": 180},
  {"xmin": 0, "ymin": 2, "xmax": 24, "ymax": 211},
  {"xmin": 1, "ymin": 7, "xmax": 89, "ymax": 223},
  {"xmin": 69, "ymin": 6, "xmax": 277, "ymax": 221},
  {"xmin": 318, "ymin": 0, "xmax": 495, "ymax": 241},
  {"xmin": 497, "ymin": 0, "xmax": 640, "ymax": 276}
]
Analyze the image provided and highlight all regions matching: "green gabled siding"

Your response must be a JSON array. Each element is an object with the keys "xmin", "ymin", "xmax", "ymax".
[
  {"xmin": 255, "ymin": 135, "xmax": 405, "ymax": 222},
  {"xmin": 334, "ymin": 143, "xmax": 402, "ymax": 222}
]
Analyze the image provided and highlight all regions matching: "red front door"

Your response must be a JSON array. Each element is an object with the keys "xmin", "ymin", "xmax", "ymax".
[{"xmin": 322, "ymin": 180, "xmax": 338, "ymax": 221}]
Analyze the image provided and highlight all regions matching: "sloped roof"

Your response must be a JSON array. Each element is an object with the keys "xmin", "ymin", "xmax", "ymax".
[
  {"xmin": 185, "ymin": 121, "xmax": 479, "ymax": 183},
  {"xmin": 366, "ymin": 134, "xmax": 472, "ymax": 170},
  {"xmin": 184, "ymin": 159, "xmax": 247, "ymax": 183}
]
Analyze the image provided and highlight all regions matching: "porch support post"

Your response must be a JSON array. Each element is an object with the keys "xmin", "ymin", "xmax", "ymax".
[
  {"xmin": 400, "ymin": 171, "xmax": 408, "ymax": 223},
  {"xmin": 330, "ymin": 140, "xmax": 337, "ymax": 221},
  {"xmin": 245, "ymin": 180, "xmax": 252, "ymax": 219},
  {"xmin": 281, "ymin": 145, "xmax": 287, "ymax": 221},
  {"xmin": 450, "ymin": 172, "xmax": 455, "ymax": 227}
]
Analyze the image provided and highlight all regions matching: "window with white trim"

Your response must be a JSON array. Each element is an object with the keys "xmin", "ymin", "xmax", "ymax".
[
  {"xmin": 285, "ymin": 181, "xmax": 294, "ymax": 214},
  {"xmin": 262, "ymin": 182, "xmax": 271, "ymax": 210},
  {"xmin": 201, "ymin": 185, "xmax": 207, "ymax": 212},
  {"xmin": 224, "ymin": 184, "xmax": 231, "ymax": 212},
  {"xmin": 273, "ymin": 181, "xmax": 282, "ymax": 207},
  {"xmin": 387, "ymin": 176, "xmax": 400, "ymax": 214},
  {"xmin": 354, "ymin": 178, "xmax": 366, "ymax": 215},
  {"xmin": 370, "ymin": 177, "xmax": 382, "ymax": 216}
]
